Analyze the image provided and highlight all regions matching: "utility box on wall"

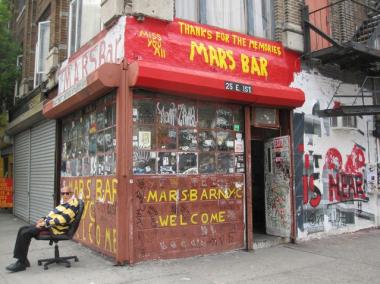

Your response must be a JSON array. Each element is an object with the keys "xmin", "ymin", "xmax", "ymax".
[{"xmin": 132, "ymin": 0, "xmax": 174, "ymax": 21}]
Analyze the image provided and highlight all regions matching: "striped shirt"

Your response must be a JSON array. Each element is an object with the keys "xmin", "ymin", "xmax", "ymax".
[{"xmin": 44, "ymin": 198, "xmax": 80, "ymax": 235}]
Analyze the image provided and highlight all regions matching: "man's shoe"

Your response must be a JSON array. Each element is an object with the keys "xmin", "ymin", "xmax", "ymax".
[{"xmin": 5, "ymin": 260, "xmax": 26, "ymax": 272}]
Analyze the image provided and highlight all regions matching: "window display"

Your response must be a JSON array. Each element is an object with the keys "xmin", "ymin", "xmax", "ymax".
[
  {"xmin": 61, "ymin": 91, "xmax": 116, "ymax": 177},
  {"xmin": 133, "ymin": 92, "xmax": 245, "ymax": 175}
]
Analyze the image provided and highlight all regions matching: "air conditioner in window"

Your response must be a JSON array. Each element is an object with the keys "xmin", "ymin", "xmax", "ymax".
[{"xmin": 101, "ymin": 0, "xmax": 126, "ymax": 26}]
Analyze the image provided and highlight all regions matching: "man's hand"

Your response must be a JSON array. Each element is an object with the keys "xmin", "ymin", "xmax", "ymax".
[{"xmin": 35, "ymin": 219, "xmax": 45, "ymax": 228}]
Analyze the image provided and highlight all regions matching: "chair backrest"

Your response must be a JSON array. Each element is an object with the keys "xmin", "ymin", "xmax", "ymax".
[{"xmin": 65, "ymin": 199, "xmax": 84, "ymax": 238}]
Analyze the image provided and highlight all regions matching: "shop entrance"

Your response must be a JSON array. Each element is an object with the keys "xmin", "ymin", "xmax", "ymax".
[{"xmin": 251, "ymin": 109, "xmax": 293, "ymax": 248}]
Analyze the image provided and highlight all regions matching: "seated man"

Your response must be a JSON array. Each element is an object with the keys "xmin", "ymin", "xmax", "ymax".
[{"xmin": 6, "ymin": 185, "xmax": 79, "ymax": 272}]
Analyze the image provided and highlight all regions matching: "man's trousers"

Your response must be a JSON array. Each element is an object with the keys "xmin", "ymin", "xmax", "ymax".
[{"xmin": 13, "ymin": 225, "xmax": 44, "ymax": 261}]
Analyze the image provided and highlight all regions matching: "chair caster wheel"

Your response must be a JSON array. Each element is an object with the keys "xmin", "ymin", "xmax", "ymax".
[
  {"xmin": 65, "ymin": 264, "xmax": 71, "ymax": 268},
  {"xmin": 38, "ymin": 261, "xmax": 42, "ymax": 266},
  {"xmin": 44, "ymin": 266, "xmax": 48, "ymax": 270},
  {"xmin": 74, "ymin": 257, "xmax": 79, "ymax": 262}
]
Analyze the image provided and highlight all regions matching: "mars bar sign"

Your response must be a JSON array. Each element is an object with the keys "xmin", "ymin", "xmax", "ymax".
[{"xmin": 55, "ymin": 17, "xmax": 125, "ymax": 106}]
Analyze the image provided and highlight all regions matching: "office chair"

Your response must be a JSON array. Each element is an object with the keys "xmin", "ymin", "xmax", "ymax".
[{"xmin": 35, "ymin": 199, "xmax": 84, "ymax": 270}]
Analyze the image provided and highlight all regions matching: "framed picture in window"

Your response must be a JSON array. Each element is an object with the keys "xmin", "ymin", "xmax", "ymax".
[{"xmin": 252, "ymin": 107, "xmax": 279, "ymax": 128}]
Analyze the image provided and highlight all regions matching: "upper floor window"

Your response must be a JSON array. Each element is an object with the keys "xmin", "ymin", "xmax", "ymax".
[
  {"xmin": 34, "ymin": 21, "xmax": 50, "ymax": 88},
  {"xmin": 68, "ymin": 0, "xmax": 101, "ymax": 56},
  {"xmin": 330, "ymin": 116, "xmax": 357, "ymax": 129},
  {"xmin": 175, "ymin": 0, "xmax": 274, "ymax": 39}
]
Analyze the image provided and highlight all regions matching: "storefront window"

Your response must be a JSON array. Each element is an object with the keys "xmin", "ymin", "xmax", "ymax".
[
  {"xmin": 133, "ymin": 91, "xmax": 245, "ymax": 175},
  {"xmin": 61, "ymin": 91, "xmax": 116, "ymax": 177}
]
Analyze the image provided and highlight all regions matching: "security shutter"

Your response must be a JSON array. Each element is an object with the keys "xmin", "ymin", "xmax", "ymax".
[
  {"xmin": 29, "ymin": 120, "xmax": 56, "ymax": 223},
  {"xmin": 13, "ymin": 130, "xmax": 30, "ymax": 221}
]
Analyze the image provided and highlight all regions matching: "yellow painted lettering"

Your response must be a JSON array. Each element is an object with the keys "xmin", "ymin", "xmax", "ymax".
[
  {"xmin": 208, "ymin": 45, "xmax": 219, "ymax": 67},
  {"xmin": 201, "ymin": 213, "xmax": 209, "ymax": 224},
  {"xmin": 112, "ymin": 178, "xmax": 117, "ymax": 203},
  {"xmin": 189, "ymin": 189, "xmax": 198, "ymax": 201},
  {"xmin": 240, "ymin": 53, "xmax": 250, "ymax": 73},
  {"xmin": 159, "ymin": 191, "xmax": 167, "ymax": 202},
  {"xmin": 105, "ymin": 179, "xmax": 112, "ymax": 203},
  {"xmin": 78, "ymin": 179, "xmax": 84, "ymax": 198},
  {"xmin": 169, "ymin": 190, "xmax": 177, "ymax": 202},
  {"xmin": 259, "ymin": 57, "xmax": 268, "ymax": 78},
  {"xmin": 226, "ymin": 50, "xmax": 236, "ymax": 71},
  {"xmin": 210, "ymin": 212, "xmax": 219, "ymax": 223},
  {"xmin": 88, "ymin": 222, "xmax": 93, "ymax": 243},
  {"xmin": 219, "ymin": 211, "xmax": 226, "ymax": 222},
  {"xmin": 217, "ymin": 48, "xmax": 228, "ymax": 70},
  {"xmin": 236, "ymin": 189, "xmax": 243, "ymax": 198},
  {"xmin": 112, "ymin": 229, "xmax": 117, "ymax": 253},
  {"xmin": 86, "ymin": 179, "xmax": 91, "ymax": 199},
  {"xmin": 159, "ymin": 215, "xmax": 169, "ymax": 227},
  {"xmin": 209, "ymin": 188, "xmax": 217, "ymax": 200},
  {"xmin": 250, "ymin": 56, "xmax": 261, "ymax": 76},
  {"xmin": 96, "ymin": 224, "xmax": 101, "ymax": 246},
  {"xmin": 189, "ymin": 41, "xmax": 209, "ymax": 63},
  {"xmin": 105, "ymin": 227, "xmax": 112, "ymax": 252},
  {"xmin": 191, "ymin": 213, "xmax": 198, "ymax": 224},
  {"xmin": 218, "ymin": 189, "xmax": 228, "ymax": 199},
  {"xmin": 95, "ymin": 179, "xmax": 103, "ymax": 201},
  {"xmin": 200, "ymin": 189, "xmax": 208, "ymax": 200},
  {"xmin": 147, "ymin": 190, "xmax": 158, "ymax": 202},
  {"xmin": 89, "ymin": 201, "xmax": 95, "ymax": 222},
  {"xmin": 181, "ymin": 189, "xmax": 188, "ymax": 201},
  {"xmin": 180, "ymin": 215, "xmax": 187, "ymax": 225},
  {"xmin": 169, "ymin": 214, "xmax": 177, "ymax": 226}
]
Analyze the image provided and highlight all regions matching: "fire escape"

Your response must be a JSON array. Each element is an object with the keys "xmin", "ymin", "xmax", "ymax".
[{"xmin": 303, "ymin": 0, "xmax": 380, "ymax": 134}]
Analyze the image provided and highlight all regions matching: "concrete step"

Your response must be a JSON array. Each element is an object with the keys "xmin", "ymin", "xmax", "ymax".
[{"xmin": 253, "ymin": 233, "xmax": 290, "ymax": 250}]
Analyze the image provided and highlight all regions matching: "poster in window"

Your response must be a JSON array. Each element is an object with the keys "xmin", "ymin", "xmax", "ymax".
[
  {"xmin": 139, "ymin": 131, "xmax": 152, "ymax": 149},
  {"xmin": 235, "ymin": 154, "xmax": 245, "ymax": 173},
  {"xmin": 97, "ymin": 155, "xmax": 105, "ymax": 175},
  {"xmin": 82, "ymin": 156, "xmax": 91, "ymax": 176},
  {"xmin": 90, "ymin": 156, "xmax": 97, "ymax": 176},
  {"xmin": 216, "ymin": 108, "xmax": 233, "ymax": 129},
  {"xmin": 89, "ymin": 134, "xmax": 97, "ymax": 156},
  {"xmin": 178, "ymin": 153, "xmax": 198, "ymax": 174},
  {"xmin": 179, "ymin": 129, "xmax": 197, "ymax": 151},
  {"xmin": 199, "ymin": 153, "xmax": 216, "ymax": 174},
  {"xmin": 104, "ymin": 128, "xmax": 114, "ymax": 152},
  {"xmin": 216, "ymin": 131, "xmax": 234, "ymax": 151},
  {"xmin": 158, "ymin": 128, "xmax": 177, "ymax": 149},
  {"xmin": 97, "ymin": 131, "xmax": 105, "ymax": 153},
  {"xmin": 199, "ymin": 131, "xmax": 216, "ymax": 151},
  {"xmin": 133, "ymin": 151, "xmax": 156, "ymax": 174},
  {"xmin": 133, "ymin": 99, "xmax": 155, "ymax": 124},
  {"xmin": 217, "ymin": 153, "xmax": 234, "ymax": 174},
  {"xmin": 158, "ymin": 152, "xmax": 177, "ymax": 174},
  {"xmin": 199, "ymin": 104, "xmax": 216, "ymax": 128},
  {"xmin": 104, "ymin": 154, "xmax": 114, "ymax": 175}
]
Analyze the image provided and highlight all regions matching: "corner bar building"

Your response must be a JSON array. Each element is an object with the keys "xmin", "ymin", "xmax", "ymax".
[{"xmin": 43, "ymin": 16, "xmax": 304, "ymax": 264}]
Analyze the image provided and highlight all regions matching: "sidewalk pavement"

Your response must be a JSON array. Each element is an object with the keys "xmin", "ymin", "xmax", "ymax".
[{"xmin": 1, "ymin": 210, "xmax": 380, "ymax": 284}]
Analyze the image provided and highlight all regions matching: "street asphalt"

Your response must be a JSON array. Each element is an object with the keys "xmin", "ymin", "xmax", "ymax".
[{"xmin": 1, "ymin": 209, "xmax": 380, "ymax": 284}]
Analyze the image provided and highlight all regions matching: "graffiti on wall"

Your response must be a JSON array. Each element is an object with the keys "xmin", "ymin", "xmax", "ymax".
[
  {"xmin": 64, "ymin": 177, "xmax": 117, "ymax": 257},
  {"xmin": 0, "ymin": 178, "xmax": 12, "ymax": 208},
  {"xmin": 302, "ymin": 143, "xmax": 375, "ymax": 234},
  {"xmin": 133, "ymin": 175, "xmax": 244, "ymax": 260}
]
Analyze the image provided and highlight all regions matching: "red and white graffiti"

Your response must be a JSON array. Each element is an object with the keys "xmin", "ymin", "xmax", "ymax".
[
  {"xmin": 325, "ymin": 145, "xmax": 367, "ymax": 203},
  {"xmin": 303, "ymin": 145, "xmax": 368, "ymax": 207}
]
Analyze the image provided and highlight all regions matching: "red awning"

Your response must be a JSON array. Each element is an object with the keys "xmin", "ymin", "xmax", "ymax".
[{"xmin": 128, "ymin": 61, "xmax": 304, "ymax": 108}]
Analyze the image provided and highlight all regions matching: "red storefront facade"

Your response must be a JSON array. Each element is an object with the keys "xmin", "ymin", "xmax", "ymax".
[{"xmin": 43, "ymin": 16, "xmax": 304, "ymax": 264}]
